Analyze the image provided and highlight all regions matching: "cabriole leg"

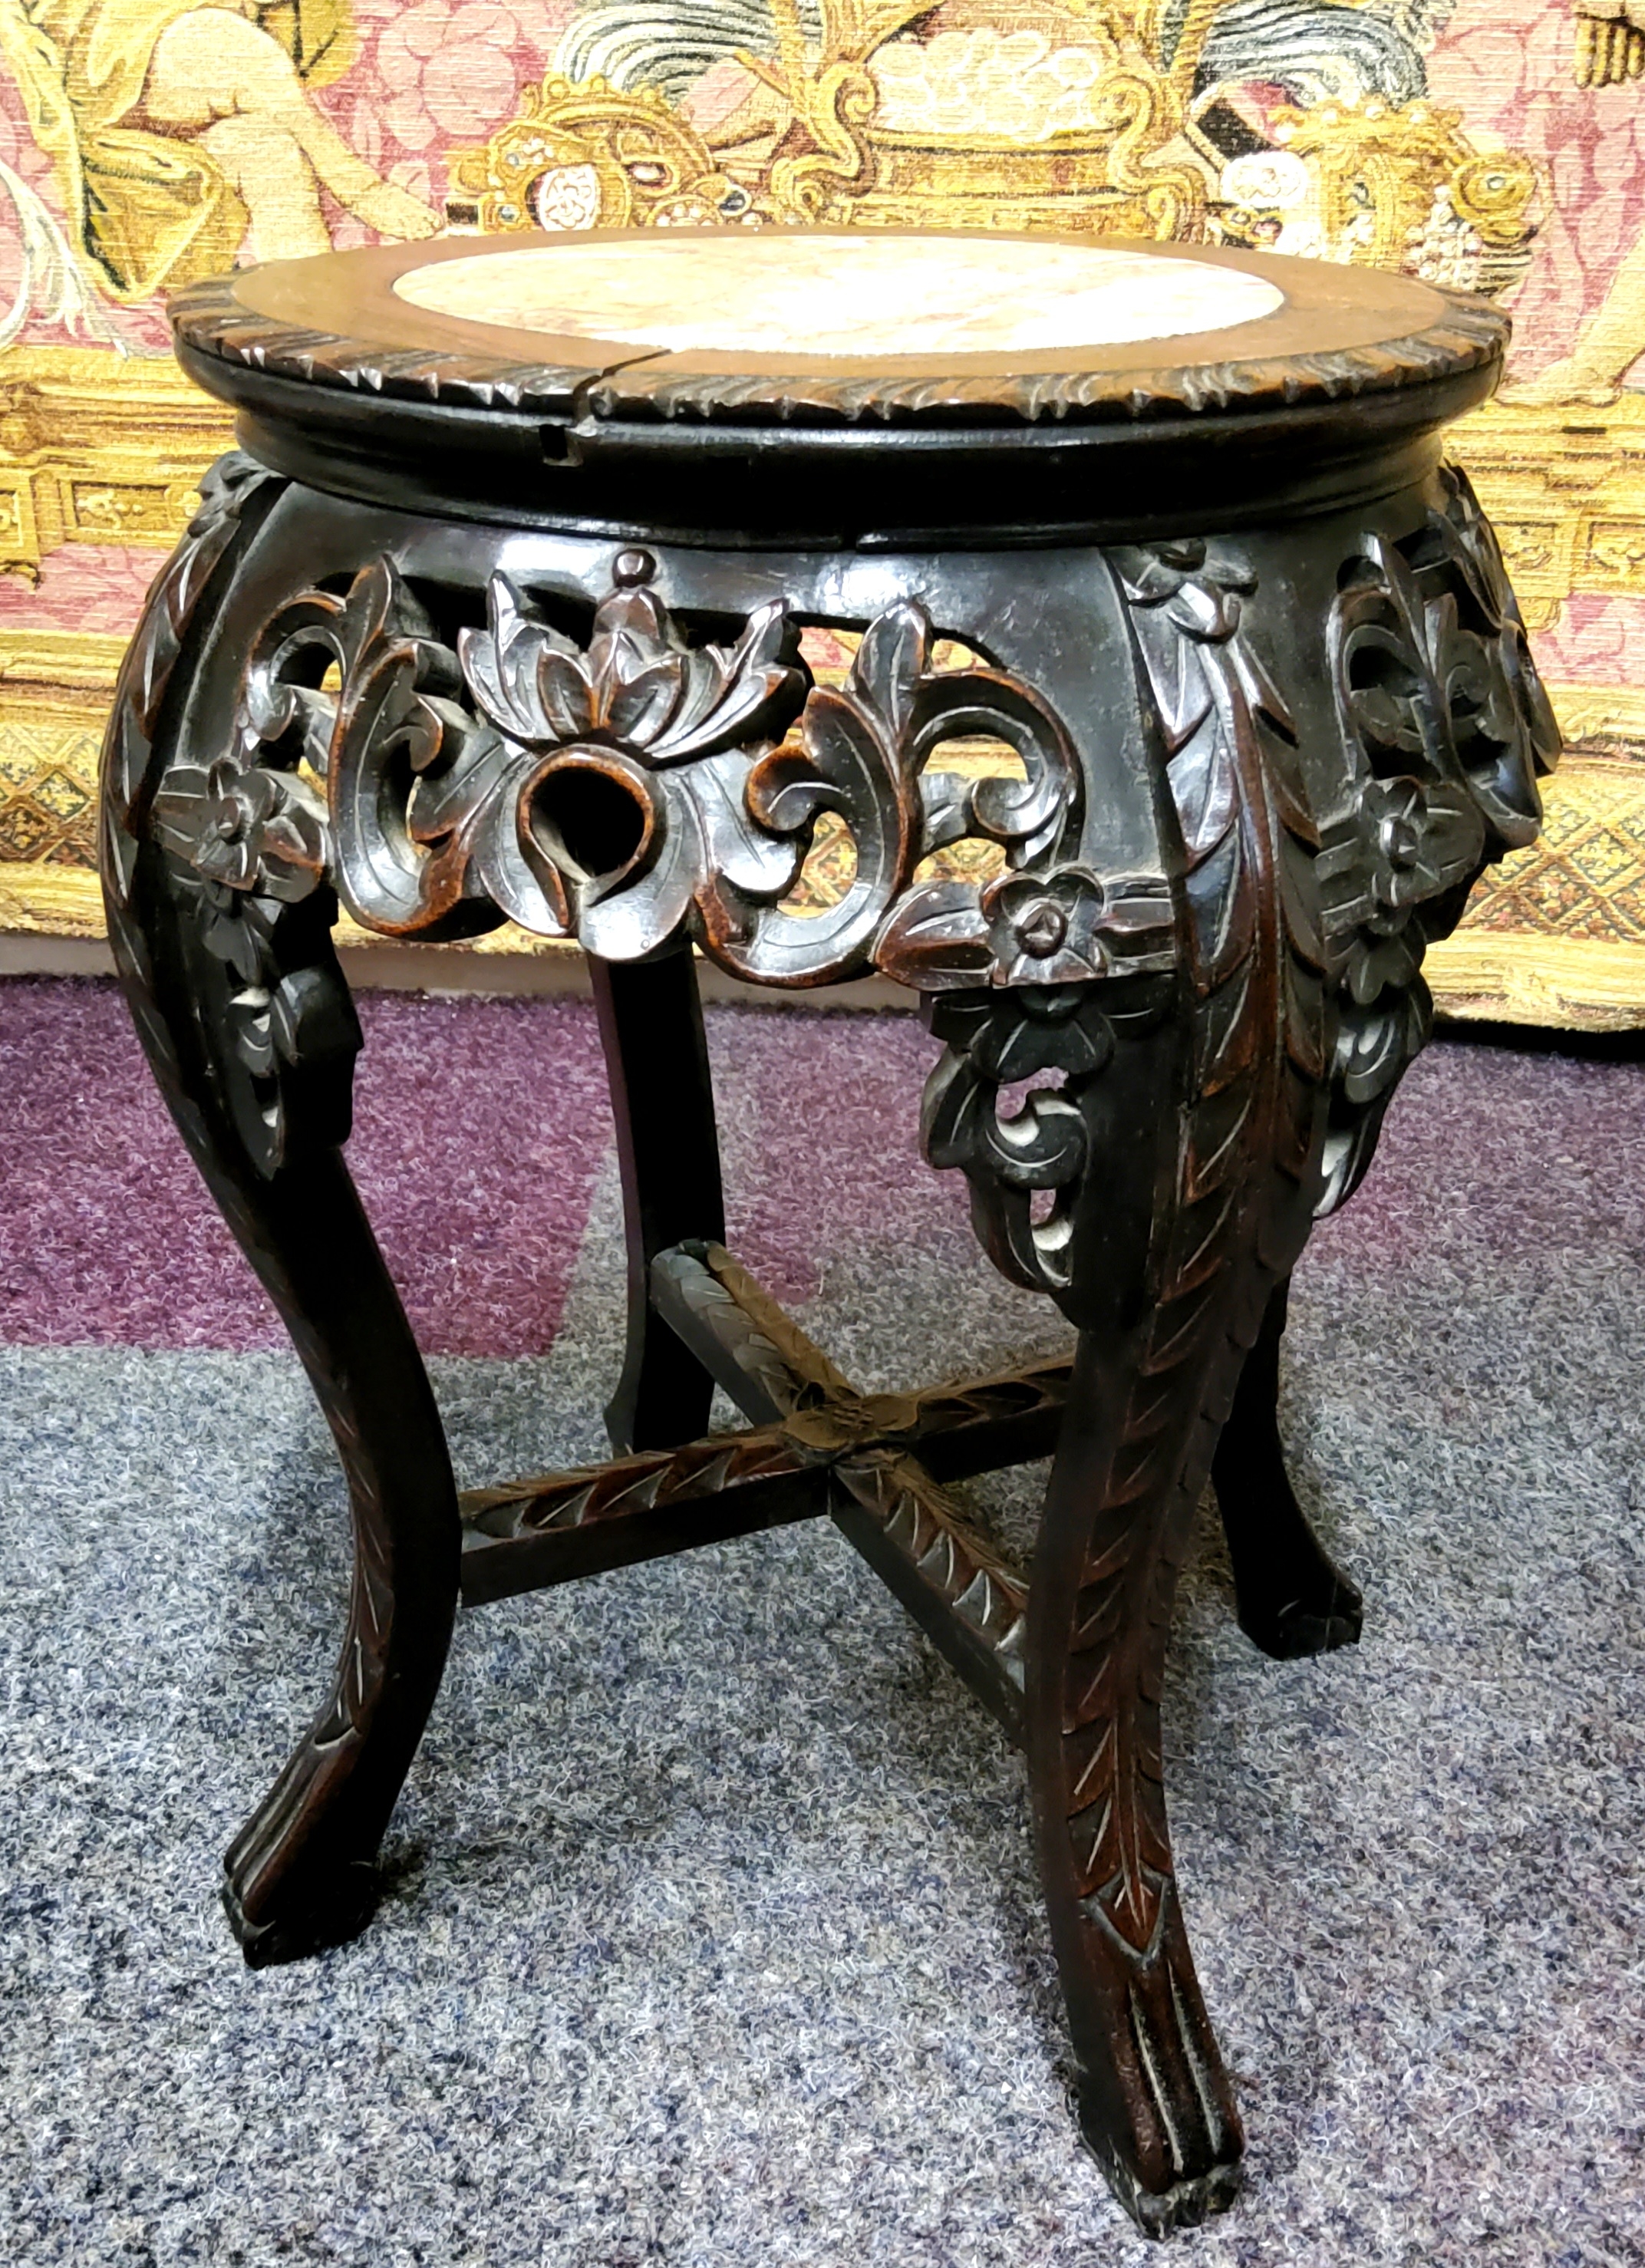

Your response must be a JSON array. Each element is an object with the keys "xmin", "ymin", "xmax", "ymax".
[
  {"xmin": 1030, "ymin": 1332, "xmax": 1248, "ymax": 2234},
  {"xmin": 112, "ymin": 891, "xmax": 460, "ymax": 1966},
  {"xmin": 927, "ymin": 979, "xmax": 1265, "ymax": 2234},
  {"xmin": 99, "ymin": 458, "xmax": 461, "ymax": 1965},
  {"xmin": 1211, "ymin": 1281, "xmax": 1363, "ymax": 1660},
  {"xmin": 211, "ymin": 1152, "xmax": 460, "ymax": 1965},
  {"xmin": 916, "ymin": 529, "xmax": 1363, "ymax": 2230}
]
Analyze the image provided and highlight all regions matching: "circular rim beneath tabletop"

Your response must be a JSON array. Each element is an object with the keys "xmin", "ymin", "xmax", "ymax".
[{"xmin": 170, "ymin": 225, "xmax": 1505, "ymax": 431}]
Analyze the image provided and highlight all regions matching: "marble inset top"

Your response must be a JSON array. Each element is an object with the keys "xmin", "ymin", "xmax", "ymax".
[{"xmin": 391, "ymin": 232, "xmax": 1286, "ymax": 361}]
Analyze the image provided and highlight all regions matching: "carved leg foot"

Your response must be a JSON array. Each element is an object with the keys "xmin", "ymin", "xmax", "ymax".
[
  {"xmin": 1073, "ymin": 1907, "xmax": 1245, "ymax": 2237},
  {"xmin": 209, "ymin": 1155, "xmax": 461, "ymax": 1966},
  {"xmin": 147, "ymin": 1118, "xmax": 460, "ymax": 1970},
  {"xmin": 98, "ymin": 472, "xmax": 461, "ymax": 1963},
  {"xmin": 226, "ymin": 1844, "xmax": 379, "ymax": 1970},
  {"xmin": 187, "ymin": 1144, "xmax": 460, "ymax": 1970},
  {"xmin": 589, "ymin": 947, "xmax": 727, "ymax": 1454},
  {"xmin": 1211, "ymin": 1284, "xmax": 1363, "ymax": 1662},
  {"xmin": 1030, "ymin": 1337, "xmax": 1246, "ymax": 2235}
]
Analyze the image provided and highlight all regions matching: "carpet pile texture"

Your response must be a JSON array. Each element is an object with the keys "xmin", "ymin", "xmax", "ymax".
[{"xmin": 0, "ymin": 977, "xmax": 1640, "ymax": 2266}]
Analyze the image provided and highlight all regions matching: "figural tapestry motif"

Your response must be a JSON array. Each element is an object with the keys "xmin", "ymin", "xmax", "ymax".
[{"xmin": 2, "ymin": 0, "xmax": 1644, "ymax": 1022}]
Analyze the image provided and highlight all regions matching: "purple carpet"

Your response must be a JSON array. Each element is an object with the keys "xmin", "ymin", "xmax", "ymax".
[
  {"xmin": 0, "ymin": 977, "xmax": 981, "ymax": 1354},
  {"xmin": 3, "ymin": 975, "xmax": 1642, "ymax": 1355}
]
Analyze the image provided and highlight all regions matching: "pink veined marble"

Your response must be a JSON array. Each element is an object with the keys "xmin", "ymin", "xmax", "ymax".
[{"xmin": 391, "ymin": 231, "xmax": 1287, "ymax": 358}]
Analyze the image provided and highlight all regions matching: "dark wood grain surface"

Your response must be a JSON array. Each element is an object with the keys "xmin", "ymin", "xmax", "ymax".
[
  {"xmin": 171, "ymin": 226, "xmax": 1505, "ymax": 424},
  {"xmin": 101, "ymin": 246, "xmax": 1552, "ymax": 2233}
]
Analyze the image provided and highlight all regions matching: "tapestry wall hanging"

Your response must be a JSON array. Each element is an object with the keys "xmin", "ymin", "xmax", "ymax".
[{"xmin": 0, "ymin": 0, "xmax": 1641, "ymax": 1024}]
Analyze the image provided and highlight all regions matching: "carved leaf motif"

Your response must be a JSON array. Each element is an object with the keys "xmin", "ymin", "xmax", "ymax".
[
  {"xmin": 107, "ymin": 451, "xmax": 279, "ymax": 836},
  {"xmin": 1040, "ymin": 539, "xmax": 1330, "ymax": 1955},
  {"xmin": 872, "ymin": 879, "xmax": 994, "ymax": 987}
]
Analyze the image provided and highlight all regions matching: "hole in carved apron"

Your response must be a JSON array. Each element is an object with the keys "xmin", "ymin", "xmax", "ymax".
[{"xmin": 529, "ymin": 757, "xmax": 652, "ymax": 882}]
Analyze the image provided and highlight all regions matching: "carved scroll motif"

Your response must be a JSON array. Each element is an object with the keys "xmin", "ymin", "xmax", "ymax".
[
  {"xmin": 899, "ymin": 853, "xmax": 1178, "ymax": 1300},
  {"xmin": 921, "ymin": 975, "xmax": 1169, "ymax": 1298},
  {"xmin": 148, "ymin": 544, "xmax": 1184, "ymax": 1020},
  {"xmin": 1317, "ymin": 463, "xmax": 1560, "ymax": 1210}
]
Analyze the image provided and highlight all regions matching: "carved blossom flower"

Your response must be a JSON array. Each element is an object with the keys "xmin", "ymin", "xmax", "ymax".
[
  {"xmin": 152, "ymin": 758, "xmax": 328, "ymax": 902},
  {"xmin": 781, "ymin": 1390, "xmax": 924, "ymax": 1464},
  {"xmin": 874, "ymin": 861, "xmax": 1174, "ymax": 992},
  {"xmin": 982, "ymin": 866, "xmax": 1114, "ymax": 987},
  {"xmin": 1337, "ymin": 773, "xmax": 1485, "ymax": 1004},
  {"xmin": 1363, "ymin": 776, "xmax": 1482, "ymax": 910}
]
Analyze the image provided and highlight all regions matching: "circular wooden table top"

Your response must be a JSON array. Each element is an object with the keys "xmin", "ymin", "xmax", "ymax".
[
  {"xmin": 173, "ymin": 225, "xmax": 1504, "ymax": 428},
  {"xmin": 170, "ymin": 227, "xmax": 1508, "ymax": 541}
]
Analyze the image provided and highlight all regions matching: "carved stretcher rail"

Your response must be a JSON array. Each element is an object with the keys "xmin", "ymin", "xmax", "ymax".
[
  {"xmin": 651, "ymin": 1241, "xmax": 1035, "ymax": 1739},
  {"xmin": 460, "ymin": 1283, "xmax": 1069, "ymax": 1699}
]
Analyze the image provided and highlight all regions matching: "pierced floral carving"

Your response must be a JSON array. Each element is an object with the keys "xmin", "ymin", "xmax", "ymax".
[
  {"xmin": 153, "ymin": 545, "xmax": 1160, "ymax": 1000},
  {"xmin": 921, "ymin": 978, "xmax": 1170, "ymax": 1297},
  {"xmin": 103, "ymin": 454, "xmax": 359, "ymax": 1181},
  {"xmin": 1317, "ymin": 464, "xmax": 1560, "ymax": 1208},
  {"xmin": 150, "ymin": 740, "xmax": 357, "ymax": 1179}
]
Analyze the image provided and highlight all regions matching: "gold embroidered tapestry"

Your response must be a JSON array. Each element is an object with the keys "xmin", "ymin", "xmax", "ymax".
[{"xmin": 3, "ymin": 0, "xmax": 1645, "ymax": 1023}]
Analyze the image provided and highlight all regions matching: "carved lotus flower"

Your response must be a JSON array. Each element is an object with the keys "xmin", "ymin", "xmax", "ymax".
[
  {"xmin": 424, "ymin": 549, "xmax": 810, "ymax": 958},
  {"xmin": 460, "ymin": 549, "xmax": 800, "ymax": 768}
]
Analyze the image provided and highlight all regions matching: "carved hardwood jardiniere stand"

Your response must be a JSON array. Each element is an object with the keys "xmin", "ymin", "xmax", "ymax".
[{"xmin": 100, "ymin": 228, "xmax": 1555, "ymax": 2235}]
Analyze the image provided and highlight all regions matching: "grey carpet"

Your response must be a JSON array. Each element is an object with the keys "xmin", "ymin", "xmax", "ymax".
[{"xmin": 2, "ymin": 1034, "xmax": 1643, "ymax": 2265}]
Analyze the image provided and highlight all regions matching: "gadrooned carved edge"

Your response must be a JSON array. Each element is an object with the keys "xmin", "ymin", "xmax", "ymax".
[{"xmin": 169, "ymin": 272, "xmax": 1507, "ymax": 428}]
